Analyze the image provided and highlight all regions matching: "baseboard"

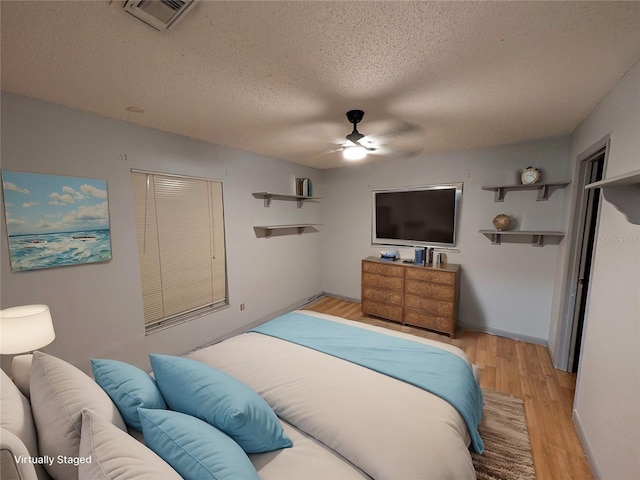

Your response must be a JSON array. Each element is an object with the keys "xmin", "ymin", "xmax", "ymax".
[
  {"xmin": 321, "ymin": 291, "xmax": 361, "ymax": 304},
  {"xmin": 572, "ymin": 409, "xmax": 602, "ymax": 480},
  {"xmin": 299, "ymin": 291, "xmax": 330, "ymax": 308},
  {"xmin": 457, "ymin": 322, "xmax": 548, "ymax": 346}
]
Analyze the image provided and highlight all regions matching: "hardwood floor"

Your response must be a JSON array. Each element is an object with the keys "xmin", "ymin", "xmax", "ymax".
[{"xmin": 304, "ymin": 295, "xmax": 593, "ymax": 480}]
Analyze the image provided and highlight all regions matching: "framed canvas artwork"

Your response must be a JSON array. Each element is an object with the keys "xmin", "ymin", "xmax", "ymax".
[{"xmin": 2, "ymin": 170, "xmax": 112, "ymax": 272}]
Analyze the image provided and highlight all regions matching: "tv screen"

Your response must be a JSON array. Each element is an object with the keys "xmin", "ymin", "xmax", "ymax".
[{"xmin": 371, "ymin": 184, "xmax": 462, "ymax": 248}]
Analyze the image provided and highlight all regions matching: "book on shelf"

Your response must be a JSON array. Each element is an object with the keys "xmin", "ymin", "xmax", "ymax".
[{"xmin": 295, "ymin": 177, "xmax": 313, "ymax": 197}]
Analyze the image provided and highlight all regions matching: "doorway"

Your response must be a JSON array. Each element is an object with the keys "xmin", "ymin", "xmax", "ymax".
[
  {"xmin": 568, "ymin": 147, "xmax": 606, "ymax": 372},
  {"xmin": 566, "ymin": 149, "xmax": 605, "ymax": 371}
]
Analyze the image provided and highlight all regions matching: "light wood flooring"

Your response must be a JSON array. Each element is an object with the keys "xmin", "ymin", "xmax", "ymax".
[{"xmin": 304, "ymin": 295, "xmax": 592, "ymax": 480}]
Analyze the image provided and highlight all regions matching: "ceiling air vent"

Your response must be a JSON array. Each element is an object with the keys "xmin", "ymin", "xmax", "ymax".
[{"xmin": 124, "ymin": 0, "xmax": 196, "ymax": 31}]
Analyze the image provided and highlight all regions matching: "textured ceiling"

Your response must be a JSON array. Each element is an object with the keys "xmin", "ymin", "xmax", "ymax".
[{"xmin": 2, "ymin": 1, "xmax": 639, "ymax": 169}]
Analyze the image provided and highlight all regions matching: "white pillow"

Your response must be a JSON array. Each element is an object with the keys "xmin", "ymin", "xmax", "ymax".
[
  {"xmin": 79, "ymin": 409, "xmax": 182, "ymax": 480},
  {"xmin": 30, "ymin": 351, "xmax": 126, "ymax": 480}
]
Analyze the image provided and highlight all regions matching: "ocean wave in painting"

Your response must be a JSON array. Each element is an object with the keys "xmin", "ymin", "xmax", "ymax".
[{"xmin": 8, "ymin": 229, "xmax": 112, "ymax": 271}]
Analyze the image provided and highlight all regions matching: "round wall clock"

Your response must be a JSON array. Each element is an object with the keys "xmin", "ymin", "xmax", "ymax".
[{"xmin": 521, "ymin": 166, "xmax": 540, "ymax": 185}]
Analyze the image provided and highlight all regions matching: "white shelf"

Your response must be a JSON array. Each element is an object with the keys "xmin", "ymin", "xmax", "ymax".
[
  {"xmin": 254, "ymin": 224, "xmax": 321, "ymax": 238},
  {"xmin": 480, "ymin": 230, "xmax": 565, "ymax": 247},
  {"xmin": 584, "ymin": 169, "xmax": 640, "ymax": 189},
  {"xmin": 481, "ymin": 182, "xmax": 570, "ymax": 202},
  {"xmin": 252, "ymin": 192, "xmax": 321, "ymax": 207}
]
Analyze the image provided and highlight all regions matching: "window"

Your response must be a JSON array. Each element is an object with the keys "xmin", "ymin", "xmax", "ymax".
[{"xmin": 131, "ymin": 170, "xmax": 227, "ymax": 333}]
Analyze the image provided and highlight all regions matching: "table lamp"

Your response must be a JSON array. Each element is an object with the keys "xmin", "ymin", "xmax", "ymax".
[{"xmin": 1, "ymin": 304, "xmax": 55, "ymax": 389}]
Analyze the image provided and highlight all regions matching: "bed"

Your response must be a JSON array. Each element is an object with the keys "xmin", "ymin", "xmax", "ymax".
[
  {"xmin": 1, "ymin": 309, "xmax": 483, "ymax": 480},
  {"xmin": 188, "ymin": 310, "xmax": 483, "ymax": 480}
]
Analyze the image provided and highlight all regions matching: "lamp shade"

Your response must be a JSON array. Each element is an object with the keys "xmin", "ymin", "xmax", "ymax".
[{"xmin": 0, "ymin": 304, "xmax": 55, "ymax": 354}]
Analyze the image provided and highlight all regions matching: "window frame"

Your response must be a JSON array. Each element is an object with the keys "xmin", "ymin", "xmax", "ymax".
[{"xmin": 130, "ymin": 169, "xmax": 228, "ymax": 334}]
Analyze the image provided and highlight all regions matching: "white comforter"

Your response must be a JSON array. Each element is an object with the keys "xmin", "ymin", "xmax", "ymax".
[{"xmin": 188, "ymin": 311, "xmax": 477, "ymax": 480}]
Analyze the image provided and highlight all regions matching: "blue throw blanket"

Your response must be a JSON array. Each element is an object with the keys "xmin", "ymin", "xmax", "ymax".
[{"xmin": 250, "ymin": 312, "xmax": 484, "ymax": 454}]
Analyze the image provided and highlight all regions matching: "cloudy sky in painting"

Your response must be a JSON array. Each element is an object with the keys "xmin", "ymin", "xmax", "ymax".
[{"xmin": 2, "ymin": 171, "xmax": 110, "ymax": 235}]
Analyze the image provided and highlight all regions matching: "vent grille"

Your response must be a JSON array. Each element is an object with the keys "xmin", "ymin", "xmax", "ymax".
[{"xmin": 124, "ymin": 0, "xmax": 196, "ymax": 30}]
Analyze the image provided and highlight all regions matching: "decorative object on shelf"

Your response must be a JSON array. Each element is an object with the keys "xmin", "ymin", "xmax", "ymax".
[
  {"xmin": 380, "ymin": 249, "xmax": 400, "ymax": 261},
  {"xmin": 295, "ymin": 177, "xmax": 313, "ymax": 197},
  {"xmin": 492, "ymin": 214, "xmax": 512, "ymax": 231},
  {"xmin": 521, "ymin": 166, "xmax": 541, "ymax": 185}
]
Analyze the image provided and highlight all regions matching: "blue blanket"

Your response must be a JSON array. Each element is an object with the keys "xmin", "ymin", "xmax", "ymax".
[{"xmin": 250, "ymin": 312, "xmax": 484, "ymax": 454}]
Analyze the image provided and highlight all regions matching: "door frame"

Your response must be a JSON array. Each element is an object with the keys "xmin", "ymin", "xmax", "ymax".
[{"xmin": 553, "ymin": 135, "xmax": 609, "ymax": 372}]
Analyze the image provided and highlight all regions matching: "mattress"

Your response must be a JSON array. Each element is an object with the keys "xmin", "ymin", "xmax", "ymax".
[{"xmin": 188, "ymin": 310, "xmax": 479, "ymax": 479}]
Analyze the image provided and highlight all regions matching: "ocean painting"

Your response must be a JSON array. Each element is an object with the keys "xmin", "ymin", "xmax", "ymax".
[{"xmin": 2, "ymin": 170, "xmax": 112, "ymax": 272}]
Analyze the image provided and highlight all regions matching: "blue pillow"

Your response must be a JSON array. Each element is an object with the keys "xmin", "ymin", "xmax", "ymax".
[
  {"xmin": 149, "ymin": 354, "xmax": 292, "ymax": 453},
  {"xmin": 138, "ymin": 408, "xmax": 259, "ymax": 480},
  {"xmin": 91, "ymin": 358, "xmax": 167, "ymax": 430}
]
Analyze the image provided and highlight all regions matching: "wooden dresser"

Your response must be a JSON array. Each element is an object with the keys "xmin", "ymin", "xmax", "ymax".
[{"xmin": 361, "ymin": 256, "xmax": 460, "ymax": 337}]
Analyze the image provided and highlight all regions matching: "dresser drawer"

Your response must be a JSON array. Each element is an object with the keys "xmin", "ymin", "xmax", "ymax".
[
  {"xmin": 404, "ymin": 279, "xmax": 455, "ymax": 301},
  {"xmin": 405, "ymin": 268, "xmax": 455, "ymax": 286},
  {"xmin": 362, "ymin": 272, "xmax": 404, "ymax": 291},
  {"xmin": 404, "ymin": 309, "xmax": 455, "ymax": 335},
  {"xmin": 362, "ymin": 261, "xmax": 404, "ymax": 277},
  {"xmin": 362, "ymin": 300, "xmax": 403, "ymax": 322},
  {"xmin": 361, "ymin": 286, "xmax": 403, "ymax": 306},
  {"xmin": 404, "ymin": 294, "xmax": 454, "ymax": 317}
]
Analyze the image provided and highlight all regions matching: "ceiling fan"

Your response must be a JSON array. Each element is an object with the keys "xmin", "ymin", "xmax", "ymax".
[
  {"xmin": 310, "ymin": 109, "xmax": 421, "ymax": 164},
  {"xmin": 342, "ymin": 109, "xmax": 376, "ymax": 160}
]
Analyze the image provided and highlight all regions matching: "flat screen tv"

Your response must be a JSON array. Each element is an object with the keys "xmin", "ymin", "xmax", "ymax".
[{"xmin": 371, "ymin": 183, "xmax": 463, "ymax": 248}]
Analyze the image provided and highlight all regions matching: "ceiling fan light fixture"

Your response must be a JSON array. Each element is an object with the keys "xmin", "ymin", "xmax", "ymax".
[{"xmin": 343, "ymin": 145, "xmax": 368, "ymax": 161}]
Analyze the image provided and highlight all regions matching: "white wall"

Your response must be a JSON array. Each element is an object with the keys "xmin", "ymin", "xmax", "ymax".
[
  {"xmin": 565, "ymin": 61, "xmax": 640, "ymax": 480},
  {"xmin": 0, "ymin": 93, "xmax": 323, "ymax": 373},
  {"xmin": 321, "ymin": 137, "xmax": 571, "ymax": 342}
]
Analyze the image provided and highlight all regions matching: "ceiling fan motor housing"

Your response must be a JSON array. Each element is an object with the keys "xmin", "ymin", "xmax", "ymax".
[{"xmin": 346, "ymin": 109, "xmax": 365, "ymax": 125}]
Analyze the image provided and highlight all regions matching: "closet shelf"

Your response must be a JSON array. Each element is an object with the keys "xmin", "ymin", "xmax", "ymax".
[{"xmin": 481, "ymin": 182, "xmax": 570, "ymax": 202}]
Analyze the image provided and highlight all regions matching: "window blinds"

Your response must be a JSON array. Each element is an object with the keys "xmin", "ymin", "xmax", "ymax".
[{"xmin": 131, "ymin": 171, "xmax": 227, "ymax": 330}]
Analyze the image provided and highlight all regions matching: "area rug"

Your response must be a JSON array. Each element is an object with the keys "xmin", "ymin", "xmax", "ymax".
[{"xmin": 472, "ymin": 389, "xmax": 536, "ymax": 480}]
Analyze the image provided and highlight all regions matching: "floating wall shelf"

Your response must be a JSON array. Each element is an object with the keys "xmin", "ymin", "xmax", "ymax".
[
  {"xmin": 584, "ymin": 169, "xmax": 640, "ymax": 189},
  {"xmin": 479, "ymin": 230, "xmax": 565, "ymax": 247},
  {"xmin": 254, "ymin": 224, "xmax": 321, "ymax": 238},
  {"xmin": 252, "ymin": 192, "xmax": 321, "ymax": 208},
  {"xmin": 481, "ymin": 182, "xmax": 570, "ymax": 202},
  {"xmin": 584, "ymin": 169, "xmax": 640, "ymax": 225}
]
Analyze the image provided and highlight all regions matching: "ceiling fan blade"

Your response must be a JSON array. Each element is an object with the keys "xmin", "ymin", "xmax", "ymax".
[
  {"xmin": 375, "ymin": 119, "xmax": 422, "ymax": 141},
  {"xmin": 343, "ymin": 137, "xmax": 377, "ymax": 152},
  {"xmin": 357, "ymin": 138, "xmax": 377, "ymax": 151}
]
